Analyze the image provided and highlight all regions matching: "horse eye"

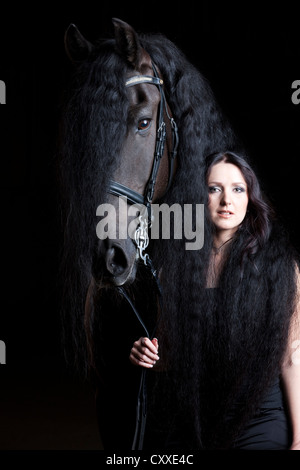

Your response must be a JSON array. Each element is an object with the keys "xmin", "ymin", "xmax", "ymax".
[{"xmin": 138, "ymin": 119, "xmax": 151, "ymax": 131}]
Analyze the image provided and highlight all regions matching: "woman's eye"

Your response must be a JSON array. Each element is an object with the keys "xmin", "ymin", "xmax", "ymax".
[
  {"xmin": 138, "ymin": 119, "xmax": 151, "ymax": 131},
  {"xmin": 208, "ymin": 186, "xmax": 221, "ymax": 193},
  {"xmin": 234, "ymin": 187, "xmax": 245, "ymax": 193}
]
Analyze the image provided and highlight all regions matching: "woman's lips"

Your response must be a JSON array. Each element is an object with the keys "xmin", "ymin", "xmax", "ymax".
[{"xmin": 217, "ymin": 210, "xmax": 234, "ymax": 218}]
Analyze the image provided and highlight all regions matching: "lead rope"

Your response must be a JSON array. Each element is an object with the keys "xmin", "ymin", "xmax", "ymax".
[{"xmin": 117, "ymin": 256, "xmax": 163, "ymax": 450}]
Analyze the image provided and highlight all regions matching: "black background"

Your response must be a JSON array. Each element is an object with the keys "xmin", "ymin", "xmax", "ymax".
[{"xmin": 0, "ymin": 0, "xmax": 299, "ymax": 453}]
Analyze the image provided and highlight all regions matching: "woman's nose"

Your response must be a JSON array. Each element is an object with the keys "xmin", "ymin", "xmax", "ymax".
[{"xmin": 220, "ymin": 190, "xmax": 232, "ymax": 206}]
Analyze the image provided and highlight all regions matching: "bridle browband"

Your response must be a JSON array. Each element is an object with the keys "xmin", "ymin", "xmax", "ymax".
[{"xmin": 108, "ymin": 63, "xmax": 179, "ymax": 263}]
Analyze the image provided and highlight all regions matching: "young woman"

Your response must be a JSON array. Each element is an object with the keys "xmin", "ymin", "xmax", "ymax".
[{"xmin": 130, "ymin": 151, "xmax": 300, "ymax": 450}]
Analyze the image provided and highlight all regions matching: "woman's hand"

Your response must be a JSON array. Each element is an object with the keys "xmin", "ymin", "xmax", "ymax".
[{"xmin": 129, "ymin": 337, "xmax": 159, "ymax": 369}]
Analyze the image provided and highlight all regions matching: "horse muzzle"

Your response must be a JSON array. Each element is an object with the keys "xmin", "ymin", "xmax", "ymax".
[{"xmin": 93, "ymin": 238, "xmax": 138, "ymax": 287}]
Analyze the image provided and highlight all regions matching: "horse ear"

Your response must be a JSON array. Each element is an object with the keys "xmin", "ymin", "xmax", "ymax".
[
  {"xmin": 64, "ymin": 24, "xmax": 94, "ymax": 63},
  {"xmin": 112, "ymin": 18, "xmax": 143, "ymax": 68}
]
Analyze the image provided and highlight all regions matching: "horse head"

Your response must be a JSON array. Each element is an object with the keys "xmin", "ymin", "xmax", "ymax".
[{"xmin": 64, "ymin": 19, "xmax": 178, "ymax": 288}]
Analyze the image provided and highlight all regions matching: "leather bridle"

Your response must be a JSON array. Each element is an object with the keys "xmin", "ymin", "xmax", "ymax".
[{"xmin": 108, "ymin": 63, "xmax": 179, "ymax": 263}]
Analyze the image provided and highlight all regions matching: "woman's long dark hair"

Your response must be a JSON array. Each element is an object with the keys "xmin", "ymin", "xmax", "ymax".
[{"xmin": 168, "ymin": 150, "xmax": 299, "ymax": 449}]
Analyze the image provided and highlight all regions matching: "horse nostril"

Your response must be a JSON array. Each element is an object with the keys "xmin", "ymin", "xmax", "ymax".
[{"xmin": 106, "ymin": 245, "xmax": 128, "ymax": 276}]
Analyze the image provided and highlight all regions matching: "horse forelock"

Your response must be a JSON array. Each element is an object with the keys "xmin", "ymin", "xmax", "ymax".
[{"xmin": 63, "ymin": 41, "xmax": 132, "ymax": 197}]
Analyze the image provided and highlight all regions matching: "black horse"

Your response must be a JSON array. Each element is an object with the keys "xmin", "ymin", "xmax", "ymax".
[{"xmin": 59, "ymin": 18, "xmax": 239, "ymax": 450}]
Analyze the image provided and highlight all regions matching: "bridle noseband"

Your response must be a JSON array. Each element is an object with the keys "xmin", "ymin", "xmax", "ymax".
[{"xmin": 108, "ymin": 63, "xmax": 179, "ymax": 263}]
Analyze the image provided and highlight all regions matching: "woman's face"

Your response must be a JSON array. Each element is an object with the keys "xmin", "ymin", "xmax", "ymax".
[{"xmin": 207, "ymin": 161, "xmax": 249, "ymax": 238}]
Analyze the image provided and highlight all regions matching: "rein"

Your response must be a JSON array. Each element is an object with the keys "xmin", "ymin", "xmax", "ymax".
[
  {"xmin": 108, "ymin": 63, "xmax": 178, "ymax": 450},
  {"xmin": 117, "ymin": 256, "xmax": 163, "ymax": 451}
]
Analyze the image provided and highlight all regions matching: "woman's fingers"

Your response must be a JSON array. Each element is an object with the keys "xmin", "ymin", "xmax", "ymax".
[
  {"xmin": 131, "ymin": 338, "xmax": 159, "ymax": 362},
  {"xmin": 129, "ymin": 337, "xmax": 159, "ymax": 368},
  {"xmin": 129, "ymin": 352, "xmax": 156, "ymax": 368},
  {"xmin": 142, "ymin": 337, "xmax": 159, "ymax": 356}
]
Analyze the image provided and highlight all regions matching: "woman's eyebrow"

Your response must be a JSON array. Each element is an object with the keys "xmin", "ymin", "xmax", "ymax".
[{"xmin": 208, "ymin": 180, "xmax": 246, "ymax": 184}]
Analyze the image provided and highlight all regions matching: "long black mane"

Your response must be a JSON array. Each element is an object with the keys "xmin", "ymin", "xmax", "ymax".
[{"xmin": 59, "ymin": 38, "xmax": 130, "ymax": 372}]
